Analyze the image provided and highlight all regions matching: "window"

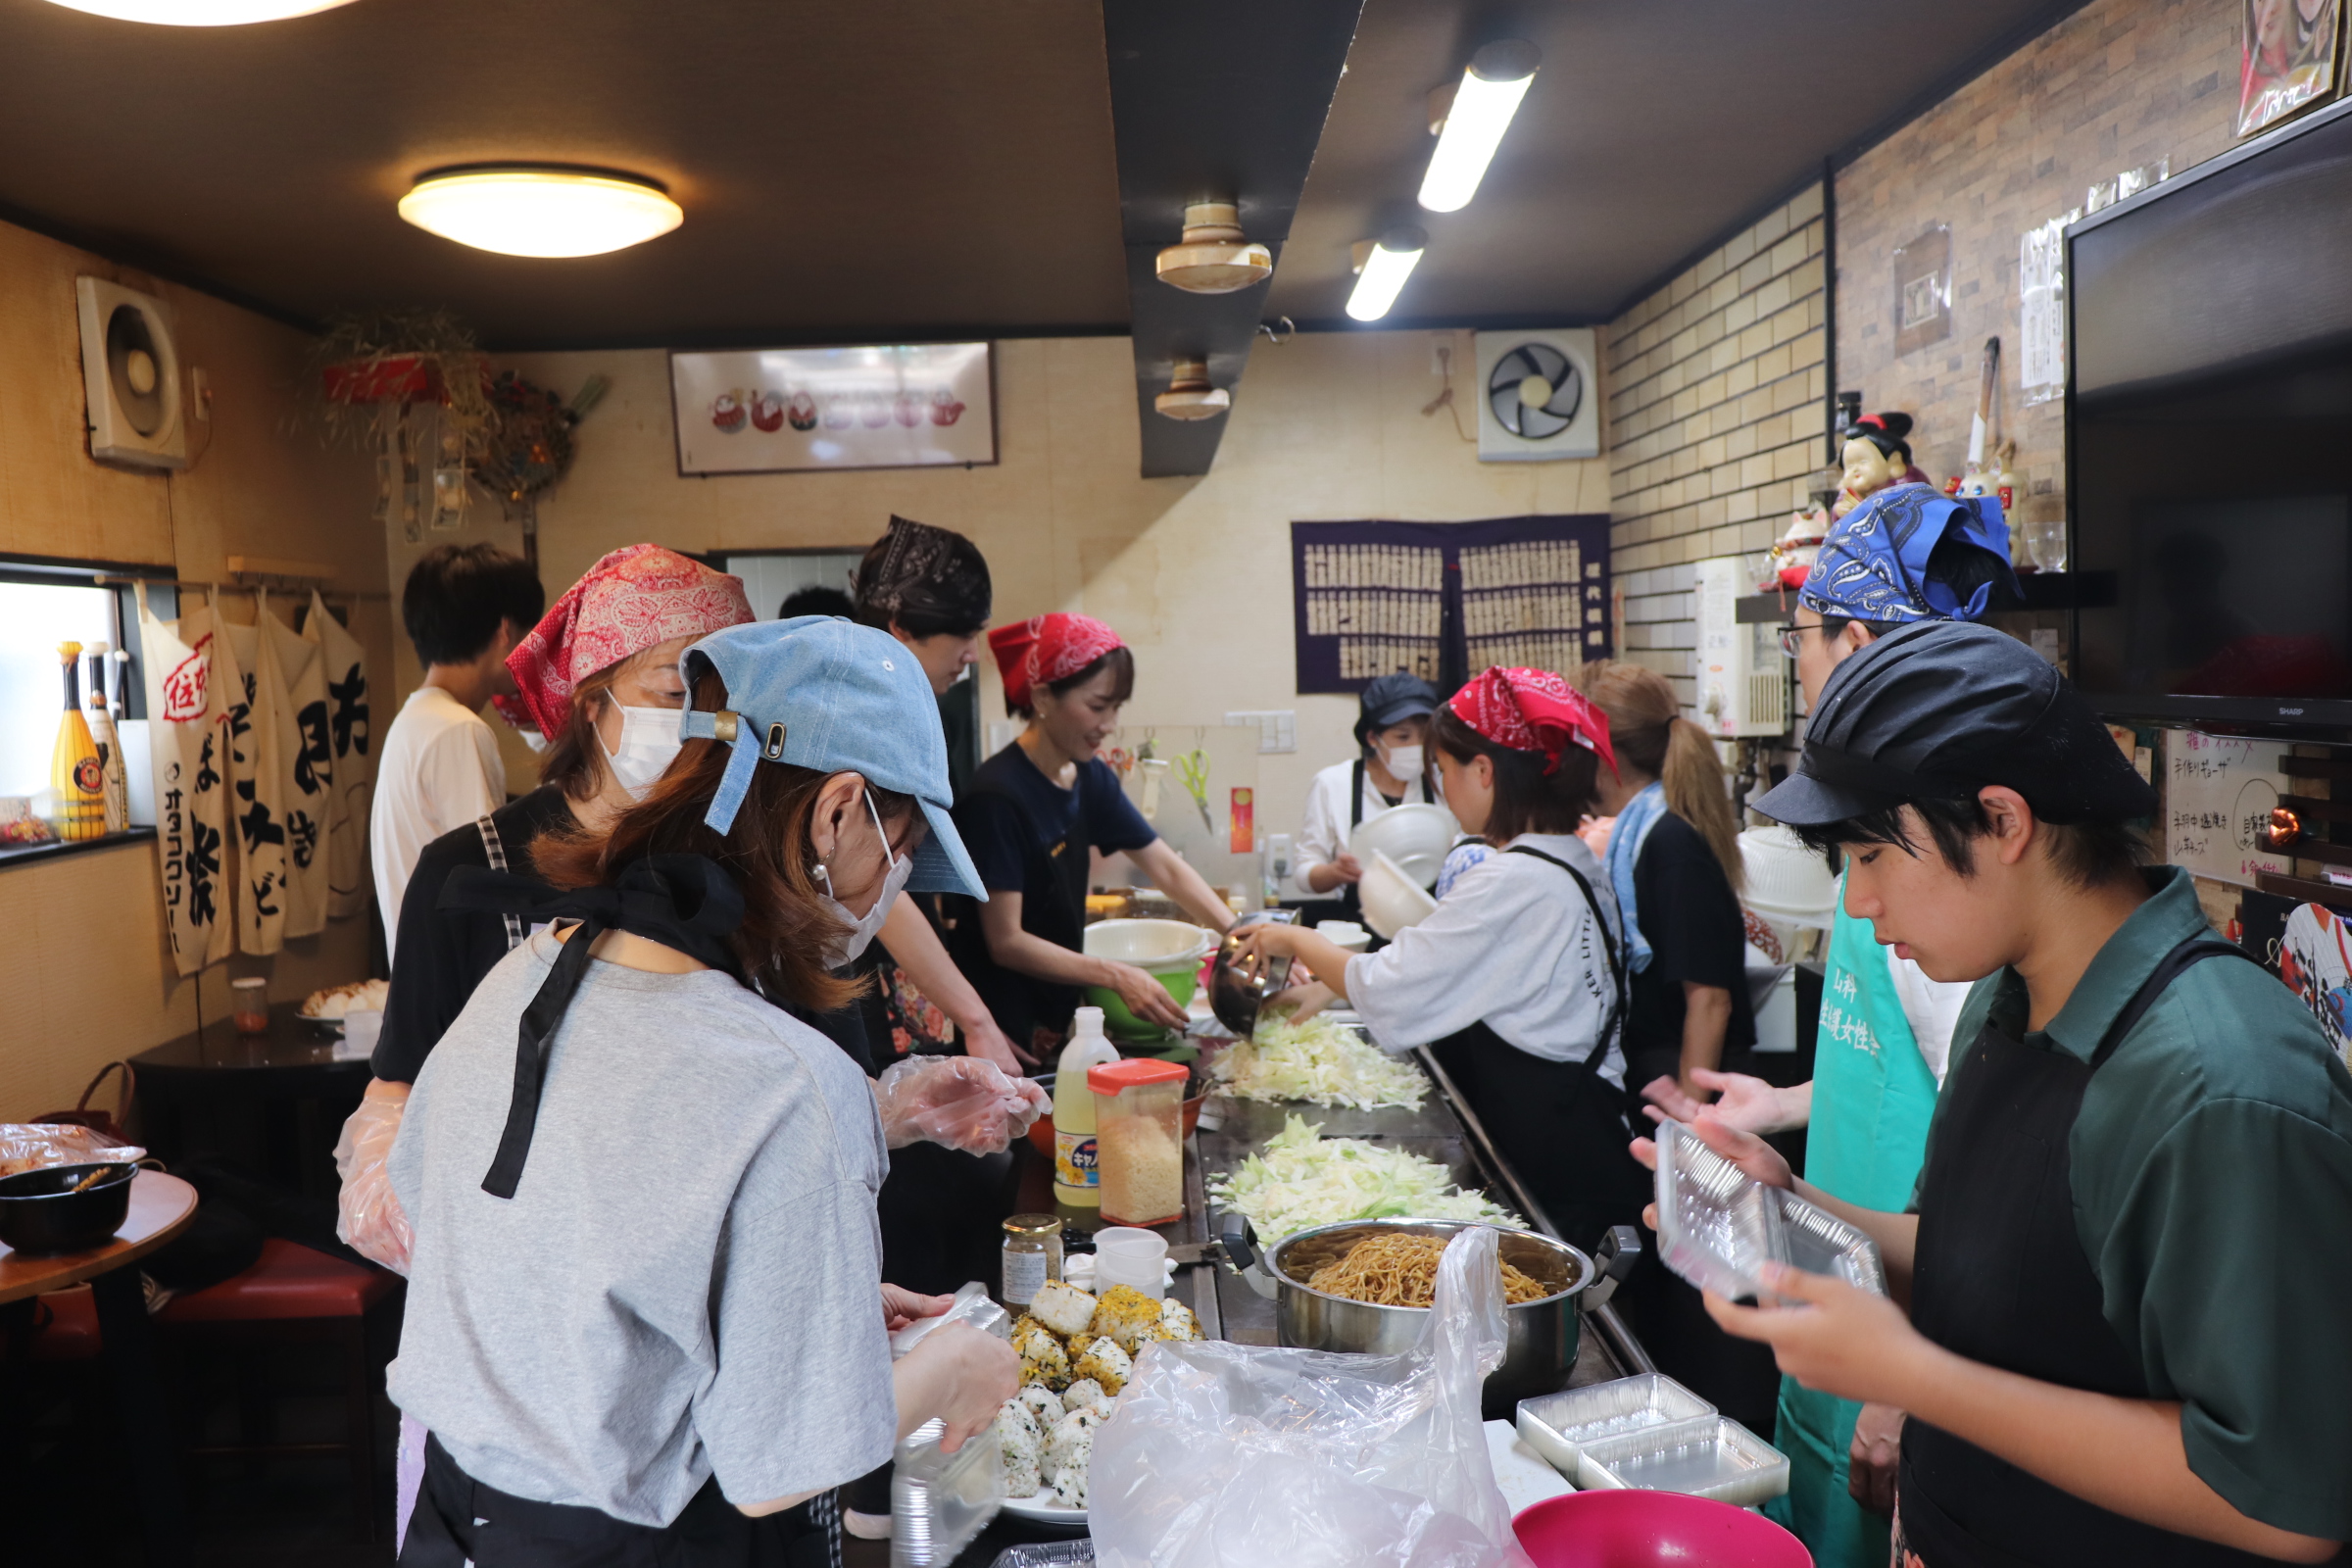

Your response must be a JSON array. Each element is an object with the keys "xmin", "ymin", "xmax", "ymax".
[{"xmin": 0, "ymin": 579, "xmax": 123, "ymax": 802}]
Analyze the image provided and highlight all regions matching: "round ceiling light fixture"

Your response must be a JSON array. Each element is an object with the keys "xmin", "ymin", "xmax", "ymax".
[
  {"xmin": 1155, "ymin": 200, "xmax": 1273, "ymax": 294},
  {"xmin": 397, "ymin": 165, "xmax": 684, "ymax": 259},
  {"xmin": 42, "ymin": 0, "xmax": 362, "ymax": 22},
  {"xmin": 1154, "ymin": 359, "xmax": 1231, "ymax": 421}
]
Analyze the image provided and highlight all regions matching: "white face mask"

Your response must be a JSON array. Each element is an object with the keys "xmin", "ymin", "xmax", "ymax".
[
  {"xmin": 599, "ymin": 704, "xmax": 685, "ymax": 801},
  {"xmin": 816, "ymin": 790, "xmax": 914, "ymax": 967},
  {"xmin": 1382, "ymin": 743, "xmax": 1425, "ymax": 780}
]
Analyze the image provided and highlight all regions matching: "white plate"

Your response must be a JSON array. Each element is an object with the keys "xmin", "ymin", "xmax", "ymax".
[{"xmin": 1001, "ymin": 1490, "xmax": 1088, "ymax": 1526}]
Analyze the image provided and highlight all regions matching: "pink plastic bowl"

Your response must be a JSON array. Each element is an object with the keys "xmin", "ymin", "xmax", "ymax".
[{"xmin": 1512, "ymin": 1491, "xmax": 1812, "ymax": 1568}]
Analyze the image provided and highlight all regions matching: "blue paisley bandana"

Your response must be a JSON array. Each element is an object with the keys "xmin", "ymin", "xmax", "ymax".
[{"xmin": 1799, "ymin": 483, "xmax": 2020, "ymax": 624}]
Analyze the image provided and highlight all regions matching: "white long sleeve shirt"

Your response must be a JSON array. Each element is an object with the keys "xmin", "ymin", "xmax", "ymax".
[
  {"xmin": 1294, "ymin": 758, "xmax": 1441, "ymax": 884},
  {"xmin": 1345, "ymin": 831, "xmax": 1626, "ymax": 1087}
]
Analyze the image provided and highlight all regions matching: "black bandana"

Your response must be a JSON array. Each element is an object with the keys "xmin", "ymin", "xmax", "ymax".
[
  {"xmin": 857, "ymin": 514, "xmax": 989, "ymax": 627},
  {"xmin": 440, "ymin": 855, "xmax": 747, "ymax": 1199}
]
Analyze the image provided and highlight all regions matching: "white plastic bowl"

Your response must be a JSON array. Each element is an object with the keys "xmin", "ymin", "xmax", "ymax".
[
  {"xmin": 1739, "ymin": 825, "xmax": 1838, "ymax": 929},
  {"xmin": 1348, "ymin": 802, "xmax": 1457, "ymax": 889},
  {"xmin": 1358, "ymin": 849, "xmax": 1439, "ymax": 939},
  {"xmin": 1082, "ymin": 917, "xmax": 1216, "ymax": 973},
  {"xmin": 1315, "ymin": 920, "xmax": 1372, "ymax": 953}
]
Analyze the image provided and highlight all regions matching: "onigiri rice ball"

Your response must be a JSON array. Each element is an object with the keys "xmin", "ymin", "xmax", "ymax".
[
  {"xmin": 1049, "ymin": 1461, "xmax": 1089, "ymax": 1509},
  {"xmin": 998, "ymin": 1400, "xmax": 1043, "ymax": 1452},
  {"xmin": 1004, "ymin": 1448, "xmax": 1044, "ymax": 1499},
  {"xmin": 1044, "ymin": 1406, "xmax": 1102, "ymax": 1472},
  {"xmin": 1013, "ymin": 1384, "xmax": 1065, "ymax": 1429},
  {"xmin": 1060, "ymin": 1377, "xmax": 1108, "ymax": 1414}
]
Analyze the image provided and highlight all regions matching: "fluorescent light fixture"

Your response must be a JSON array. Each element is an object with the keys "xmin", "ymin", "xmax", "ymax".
[
  {"xmin": 1346, "ymin": 226, "xmax": 1427, "ymax": 322},
  {"xmin": 43, "ymin": 0, "xmax": 361, "ymax": 21},
  {"xmin": 1418, "ymin": 39, "xmax": 1540, "ymax": 214},
  {"xmin": 398, "ymin": 166, "xmax": 683, "ymax": 259}
]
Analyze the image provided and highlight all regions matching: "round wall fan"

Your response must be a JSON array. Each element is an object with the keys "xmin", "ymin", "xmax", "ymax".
[{"xmin": 1487, "ymin": 341, "xmax": 1583, "ymax": 439}]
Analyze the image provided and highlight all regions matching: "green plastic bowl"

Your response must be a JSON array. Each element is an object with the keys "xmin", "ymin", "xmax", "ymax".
[{"xmin": 1084, "ymin": 965, "xmax": 1198, "ymax": 1039}]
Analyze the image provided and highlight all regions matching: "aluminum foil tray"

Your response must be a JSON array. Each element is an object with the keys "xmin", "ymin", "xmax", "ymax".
[
  {"xmin": 1575, "ymin": 1415, "xmax": 1791, "ymax": 1505},
  {"xmin": 1653, "ymin": 1119, "xmax": 1886, "ymax": 1304},
  {"xmin": 1515, "ymin": 1374, "xmax": 1716, "ymax": 1474}
]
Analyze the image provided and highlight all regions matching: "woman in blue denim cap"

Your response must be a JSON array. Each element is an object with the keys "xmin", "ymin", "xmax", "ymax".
[{"xmin": 386, "ymin": 618, "xmax": 1033, "ymax": 1568}]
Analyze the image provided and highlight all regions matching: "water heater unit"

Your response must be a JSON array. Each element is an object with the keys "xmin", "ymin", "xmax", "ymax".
[{"xmin": 1694, "ymin": 557, "xmax": 1788, "ymax": 738}]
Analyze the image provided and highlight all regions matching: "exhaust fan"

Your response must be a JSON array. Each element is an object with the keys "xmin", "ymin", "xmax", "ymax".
[
  {"xmin": 76, "ymin": 277, "xmax": 187, "ymax": 469},
  {"xmin": 1474, "ymin": 329, "xmax": 1597, "ymax": 463}
]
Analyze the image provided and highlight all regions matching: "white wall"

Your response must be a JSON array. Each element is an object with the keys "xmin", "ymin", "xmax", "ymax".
[{"xmin": 385, "ymin": 330, "xmax": 1611, "ymax": 856}]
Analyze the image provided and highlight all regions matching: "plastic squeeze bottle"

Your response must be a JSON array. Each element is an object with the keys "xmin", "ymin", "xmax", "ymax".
[{"xmin": 1054, "ymin": 1006, "xmax": 1120, "ymax": 1207}]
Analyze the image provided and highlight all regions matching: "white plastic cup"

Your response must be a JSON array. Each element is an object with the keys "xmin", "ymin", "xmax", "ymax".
[
  {"xmin": 1092, "ymin": 1226, "xmax": 1170, "ymax": 1299},
  {"xmin": 339, "ymin": 1008, "xmax": 384, "ymax": 1061}
]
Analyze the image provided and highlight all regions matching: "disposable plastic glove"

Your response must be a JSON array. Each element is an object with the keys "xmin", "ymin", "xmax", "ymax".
[
  {"xmin": 333, "ymin": 1079, "xmax": 415, "ymax": 1274},
  {"xmin": 875, "ymin": 1055, "xmax": 1052, "ymax": 1154}
]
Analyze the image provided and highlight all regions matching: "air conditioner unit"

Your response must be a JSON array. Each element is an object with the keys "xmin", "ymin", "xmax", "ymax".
[
  {"xmin": 1475, "ymin": 328, "xmax": 1599, "ymax": 462},
  {"xmin": 1694, "ymin": 557, "xmax": 1788, "ymax": 737},
  {"xmin": 75, "ymin": 277, "xmax": 187, "ymax": 470}
]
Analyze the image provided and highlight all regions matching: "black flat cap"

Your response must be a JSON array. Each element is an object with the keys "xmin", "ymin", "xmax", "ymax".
[
  {"xmin": 1355, "ymin": 672, "xmax": 1441, "ymax": 745},
  {"xmin": 1752, "ymin": 621, "xmax": 2157, "ymax": 828}
]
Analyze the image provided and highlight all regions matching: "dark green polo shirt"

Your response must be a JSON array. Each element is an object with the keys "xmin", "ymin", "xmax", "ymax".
[{"xmin": 1934, "ymin": 866, "xmax": 2352, "ymax": 1541}]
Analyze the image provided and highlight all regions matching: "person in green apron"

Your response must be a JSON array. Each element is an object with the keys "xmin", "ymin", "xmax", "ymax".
[
  {"xmin": 1652, "ymin": 620, "xmax": 2351, "ymax": 1566},
  {"xmin": 946, "ymin": 613, "xmax": 1235, "ymax": 1056},
  {"xmin": 1644, "ymin": 486, "xmax": 2020, "ymax": 1568}
]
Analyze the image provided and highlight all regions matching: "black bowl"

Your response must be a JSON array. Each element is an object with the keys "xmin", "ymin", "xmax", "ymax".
[{"xmin": 0, "ymin": 1162, "xmax": 136, "ymax": 1255}]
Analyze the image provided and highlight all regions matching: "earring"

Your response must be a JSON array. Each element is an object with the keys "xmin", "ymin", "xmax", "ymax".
[{"xmin": 814, "ymin": 863, "xmax": 834, "ymax": 894}]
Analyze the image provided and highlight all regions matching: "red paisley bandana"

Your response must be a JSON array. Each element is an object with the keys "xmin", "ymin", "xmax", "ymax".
[
  {"xmin": 494, "ymin": 544, "xmax": 755, "ymax": 739},
  {"xmin": 1447, "ymin": 665, "xmax": 1616, "ymax": 776},
  {"xmin": 987, "ymin": 613, "xmax": 1123, "ymax": 710}
]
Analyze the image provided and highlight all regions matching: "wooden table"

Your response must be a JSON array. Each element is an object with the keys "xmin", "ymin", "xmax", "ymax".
[
  {"xmin": 133, "ymin": 1001, "xmax": 373, "ymax": 1198},
  {"xmin": 0, "ymin": 1170, "xmax": 199, "ymax": 1565}
]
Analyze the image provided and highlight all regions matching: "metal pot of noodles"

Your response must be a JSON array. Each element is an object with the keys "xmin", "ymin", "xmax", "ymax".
[{"xmin": 1261, "ymin": 1217, "xmax": 1593, "ymax": 1417}]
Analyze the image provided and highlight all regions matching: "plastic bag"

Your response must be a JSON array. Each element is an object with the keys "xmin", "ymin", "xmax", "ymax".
[
  {"xmin": 0, "ymin": 1123, "xmax": 142, "ymax": 1178},
  {"xmin": 333, "ymin": 1081, "xmax": 415, "ymax": 1274},
  {"xmin": 877, "ymin": 1055, "xmax": 1052, "ymax": 1154},
  {"xmin": 891, "ymin": 1280, "xmax": 1012, "ymax": 1359},
  {"xmin": 1090, "ymin": 1226, "xmax": 1529, "ymax": 1568}
]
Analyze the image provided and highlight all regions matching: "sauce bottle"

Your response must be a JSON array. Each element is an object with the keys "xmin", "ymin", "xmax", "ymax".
[{"xmin": 1054, "ymin": 1006, "xmax": 1119, "ymax": 1207}]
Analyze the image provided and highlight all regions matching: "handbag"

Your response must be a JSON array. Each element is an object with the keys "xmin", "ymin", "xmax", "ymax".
[{"xmin": 35, "ymin": 1060, "xmax": 136, "ymax": 1145}]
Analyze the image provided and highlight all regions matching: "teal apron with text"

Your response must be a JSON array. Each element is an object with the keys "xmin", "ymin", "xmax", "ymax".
[{"xmin": 1764, "ymin": 883, "xmax": 1941, "ymax": 1568}]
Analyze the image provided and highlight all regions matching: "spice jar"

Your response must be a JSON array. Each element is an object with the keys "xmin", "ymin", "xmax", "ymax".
[
  {"xmin": 1087, "ymin": 1057, "xmax": 1188, "ymax": 1228},
  {"xmin": 1001, "ymin": 1213, "xmax": 1062, "ymax": 1308},
  {"xmin": 229, "ymin": 976, "xmax": 269, "ymax": 1035}
]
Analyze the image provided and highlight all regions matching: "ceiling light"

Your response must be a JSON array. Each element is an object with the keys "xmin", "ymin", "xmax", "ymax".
[
  {"xmin": 1418, "ymin": 39, "xmax": 1540, "ymax": 214},
  {"xmin": 1154, "ymin": 359, "xmax": 1230, "ymax": 421},
  {"xmin": 42, "ymin": 0, "xmax": 362, "ymax": 22},
  {"xmin": 1346, "ymin": 226, "xmax": 1426, "ymax": 322},
  {"xmin": 1155, "ymin": 200, "xmax": 1274, "ymax": 294},
  {"xmin": 397, "ymin": 166, "xmax": 683, "ymax": 259}
]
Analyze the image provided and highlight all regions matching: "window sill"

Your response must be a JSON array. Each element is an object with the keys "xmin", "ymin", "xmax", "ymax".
[{"xmin": 0, "ymin": 826, "xmax": 157, "ymax": 871}]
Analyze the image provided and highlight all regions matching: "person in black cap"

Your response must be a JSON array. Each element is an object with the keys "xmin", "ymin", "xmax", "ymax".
[
  {"xmin": 1637, "ymin": 621, "xmax": 2352, "ymax": 1565},
  {"xmin": 1293, "ymin": 671, "xmax": 1450, "ymax": 911}
]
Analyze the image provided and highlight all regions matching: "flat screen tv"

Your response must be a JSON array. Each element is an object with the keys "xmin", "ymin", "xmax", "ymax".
[{"xmin": 2069, "ymin": 95, "xmax": 2352, "ymax": 726}]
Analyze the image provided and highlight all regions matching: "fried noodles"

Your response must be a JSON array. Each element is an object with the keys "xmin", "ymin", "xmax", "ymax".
[{"xmin": 1303, "ymin": 1232, "xmax": 1553, "ymax": 1307}]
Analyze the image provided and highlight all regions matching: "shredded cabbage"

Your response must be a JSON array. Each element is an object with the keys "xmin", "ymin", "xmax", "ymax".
[
  {"xmin": 1207, "ymin": 1114, "xmax": 1518, "ymax": 1241},
  {"xmin": 1215, "ymin": 1013, "xmax": 1429, "ymax": 1110}
]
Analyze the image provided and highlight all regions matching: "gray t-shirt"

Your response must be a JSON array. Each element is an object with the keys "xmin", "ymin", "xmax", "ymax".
[{"xmin": 387, "ymin": 929, "xmax": 897, "ymax": 1527}]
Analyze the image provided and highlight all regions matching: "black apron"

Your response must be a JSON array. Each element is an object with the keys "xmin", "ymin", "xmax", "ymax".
[
  {"xmin": 401, "ymin": 1435, "xmax": 836, "ymax": 1568},
  {"xmin": 1427, "ymin": 845, "xmax": 1650, "ymax": 1252},
  {"xmin": 943, "ymin": 770, "xmax": 1091, "ymax": 1056},
  {"xmin": 1896, "ymin": 937, "xmax": 2272, "ymax": 1568}
]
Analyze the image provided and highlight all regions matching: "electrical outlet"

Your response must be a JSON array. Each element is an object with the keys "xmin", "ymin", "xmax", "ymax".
[{"xmin": 1224, "ymin": 710, "xmax": 1297, "ymax": 754}]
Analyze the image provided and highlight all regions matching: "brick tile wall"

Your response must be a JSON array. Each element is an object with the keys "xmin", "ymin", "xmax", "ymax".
[
  {"xmin": 1835, "ymin": 0, "xmax": 2242, "ymax": 534},
  {"xmin": 1605, "ymin": 184, "xmax": 1831, "ymax": 705}
]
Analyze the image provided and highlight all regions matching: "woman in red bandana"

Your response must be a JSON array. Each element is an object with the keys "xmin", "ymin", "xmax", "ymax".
[
  {"xmin": 1238, "ymin": 666, "xmax": 1650, "ymax": 1250},
  {"xmin": 948, "ymin": 613, "xmax": 1237, "ymax": 1054}
]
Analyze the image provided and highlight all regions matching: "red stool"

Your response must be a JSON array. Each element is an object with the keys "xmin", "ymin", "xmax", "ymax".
[
  {"xmin": 27, "ymin": 1284, "xmax": 103, "ymax": 1361},
  {"xmin": 157, "ymin": 1239, "xmax": 399, "ymax": 1540}
]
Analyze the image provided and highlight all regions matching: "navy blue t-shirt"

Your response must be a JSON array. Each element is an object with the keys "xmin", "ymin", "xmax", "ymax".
[{"xmin": 956, "ymin": 743, "xmax": 1155, "ymax": 894}]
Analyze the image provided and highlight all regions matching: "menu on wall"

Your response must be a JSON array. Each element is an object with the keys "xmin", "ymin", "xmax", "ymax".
[{"xmin": 2164, "ymin": 729, "xmax": 2290, "ymax": 888}]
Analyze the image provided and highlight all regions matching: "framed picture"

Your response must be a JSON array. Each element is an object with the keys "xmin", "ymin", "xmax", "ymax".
[
  {"xmin": 1890, "ymin": 224, "xmax": 1952, "ymax": 358},
  {"xmin": 2237, "ymin": 0, "xmax": 2343, "ymax": 138},
  {"xmin": 669, "ymin": 342, "xmax": 996, "ymax": 475}
]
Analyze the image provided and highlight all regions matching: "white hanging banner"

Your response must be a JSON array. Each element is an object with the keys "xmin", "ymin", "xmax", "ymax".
[
  {"xmin": 261, "ymin": 596, "xmax": 331, "ymax": 938},
  {"xmin": 133, "ymin": 583, "xmax": 234, "ymax": 977},
  {"xmin": 219, "ymin": 608, "xmax": 290, "ymax": 955},
  {"xmin": 305, "ymin": 590, "xmax": 372, "ymax": 921}
]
